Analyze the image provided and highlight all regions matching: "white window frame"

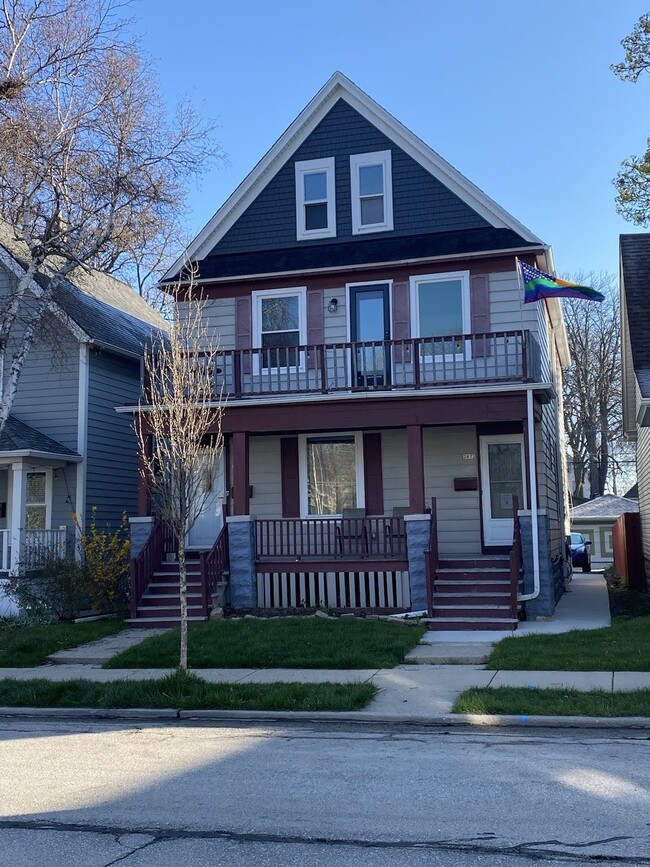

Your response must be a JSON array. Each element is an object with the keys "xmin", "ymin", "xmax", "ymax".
[
  {"xmin": 409, "ymin": 270, "xmax": 471, "ymax": 362},
  {"xmin": 298, "ymin": 432, "xmax": 365, "ymax": 518},
  {"xmin": 252, "ymin": 287, "xmax": 307, "ymax": 374},
  {"xmin": 24, "ymin": 468, "xmax": 52, "ymax": 530},
  {"xmin": 350, "ymin": 150, "xmax": 393, "ymax": 235},
  {"xmin": 295, "ymin": 157, "xmax": 336, "ymax": 241}
]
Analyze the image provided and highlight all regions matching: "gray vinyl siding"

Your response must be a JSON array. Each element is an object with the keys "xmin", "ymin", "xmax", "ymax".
[
  {"xmin": 535, "ymin": 402, "xmax": 563, "ymax": 557},
  {"xmin": 323, "ymin": 286, "xmax": 347, "ymax": 344},
  {"xmin": 8, "ymin": 320, "xmax": 80, "ymax": 452},
  {"xmin": 636, "ymin": 423, "xmax": 650, "ymax": 578},
  {"xmin": 85, "ymin": 350, "xmax": 141, "ymax": 528},
  {"xmin": 179, "ymin": 298, "xmax": 236, "ymax": 352},
  {"xmin": 212, "ymin": 98, "xmax": 489, "ymax": 256},
  {"xmin": 424, "ymin": 426, "xmax": 481, "ymax": 556},
  {"xmin": 488, "ymin": 270, "xmax": 551, "ymax": 381},
  {"xmin": 381, "ymin": 429, "xmax": 409, "ymax": 512},
  {"xmin": 249, "ymin": 435, "xmax": 283, "ymax": 519},
  {"xmin": 51, "ymin": 465, "xmax": 76, "ymax": 536}
]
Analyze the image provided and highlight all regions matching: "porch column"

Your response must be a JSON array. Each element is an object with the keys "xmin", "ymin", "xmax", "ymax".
[
  {"xmin": 9, "ymin": 461, "xmax": 27, "ymax": 575},
  {"xmin": 406, "ymin": 425, "xmax": 425, "ymax": 514},
  {"xmin": 137, "ymin": 433, "xmax": 153, "ymax": 516},
  {"xmin": 232, "ymin": 431, "xmax": 250, "ymax": 515}
]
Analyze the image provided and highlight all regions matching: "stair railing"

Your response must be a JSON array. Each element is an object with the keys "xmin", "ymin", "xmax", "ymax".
[
  {"xmin": 200, "ymin": 513, "xmax": 230, "ymax": 613},
  {"xmin": 509, "ymin": 496, "xmax": 522, "ymax": 618},
  {"xmin": 130, "ymin": 518, "xmax": 163, "ymax": 619},
  {"xmin": 424, "ymin": 497, "xmax": 438, "ymax": 617}
]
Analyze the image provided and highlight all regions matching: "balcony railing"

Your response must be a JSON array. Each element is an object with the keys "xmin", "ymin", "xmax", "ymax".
[{"xmin": 201, "ymin": 330, "xmax": 541, "ymax": 399}]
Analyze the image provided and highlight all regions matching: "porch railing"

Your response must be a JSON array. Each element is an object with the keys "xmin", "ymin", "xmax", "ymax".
[
  {"xmin": 129, "ymin": 519, "xmax": 177, "ymax": 618},
  {"xmin": 255, "ymin": 516, "xmax": 407, "ymax": 562},
  {"xmin": 424, "ymin": 498, "xmax": 439, "ymax": 617},
  {"xmin": 0, "ymin": 530, "xmax": 9, "ymax": 571},
  {"xmin": 200, "ymin": 523, "xmax": 230, "ymax": 611},
  {"xmin": 22, "ymin": 527, "xmax": 67, "ymax": 571},
  {"xmin": 509, "ymin": 497, "xmax": 523, "ymax": 618}
]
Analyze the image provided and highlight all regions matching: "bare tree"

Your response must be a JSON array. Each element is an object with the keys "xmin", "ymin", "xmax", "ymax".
[
  {"xmin": 562, "ymin": 272, "xmax": 635, "ymax": 500},
  {"xmin": 137, "ymin": 286, "xmax": 224, "ymax": 671},
  {"xmin": 0, "ymin": 0, "xmax": 222, "ymax": 433}
]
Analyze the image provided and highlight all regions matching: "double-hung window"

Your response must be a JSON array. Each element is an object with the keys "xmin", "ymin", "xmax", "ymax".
[
  {"xmin": 25, "ymin": 471, "xmax": 49, "ymax": 529},
  {"xmin": 350, "ymin": 150, "xmax": 393, "ymax": 234},
  {"xmin": 252, "ymin": 287, "xmax": 306, "ymax": 370},
  {"xmin": 410, "ymin": 271, "xmax": 470, "ymax": 358},
  {"xmin": 295, "ymin": 157, "xmax": 336, "ymax": 240},
  {"xmin": 300, "ymin": 433, "xmax": 364, "ymax": 516}
]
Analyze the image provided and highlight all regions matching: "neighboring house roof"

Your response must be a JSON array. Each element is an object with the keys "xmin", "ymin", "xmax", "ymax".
[
  {"xmin": 624, "ymin": 482, "xmax": 638, "ymax": 499},
  {"xmin": 163, "ymin": 71, "xmax": 545, "ymax": 283},
  {"xmin": 571, "ymin": 494, "xmax": 639, "ymax": 520},
  {"xmin": 620, "ymin": 234, "xmax": 650, "ymax": 399},
  {"xmin": 0, "ymin": 220, "xmax": 167, "ymax": 357},
  {"xmin": 0, "ymin": 415, "xmax": 80, "ymax": 459}
]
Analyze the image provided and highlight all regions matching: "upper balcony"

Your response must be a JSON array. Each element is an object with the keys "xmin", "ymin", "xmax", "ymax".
[{"xmin": 205, "ymin": 330, "xmax": 543, "ymax": 401}]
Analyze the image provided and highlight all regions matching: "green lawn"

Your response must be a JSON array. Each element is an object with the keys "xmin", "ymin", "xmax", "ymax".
[
  {"xmin": 105, "ymin": 617, "xmax": 424, "ymax": 670},
  {"xmin": 454, "ymin": 686, "xmax": 650, "ymax": 718},
  {"xmin": 487, "ymin": 617, "xmax": 650, "ymax": 671},
  {"xmin": 0, "ymin": 619, "xmax": 124, "ymax": 667},
  {"xmin": 0, "ymin": 671, "xmax": 376, "ymax": 712}
]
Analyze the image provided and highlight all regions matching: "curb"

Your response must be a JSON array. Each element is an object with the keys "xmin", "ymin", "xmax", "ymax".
[{"xmin": 1, "ymin": 706, "xmax": 650, "ymax": 730}]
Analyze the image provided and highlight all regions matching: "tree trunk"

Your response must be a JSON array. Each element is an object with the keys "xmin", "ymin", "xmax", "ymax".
[{"xmin": 178, "ymin": 478, "xmax": 189, "ymax": 672}]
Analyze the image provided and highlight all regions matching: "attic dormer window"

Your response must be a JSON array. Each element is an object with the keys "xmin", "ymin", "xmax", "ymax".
[
  {"xmin": 295, "ymin": 157, "xmax": 336, "ymax": 241},
  {"xmin": 350, "ymin": 150, "xmax": 393, "ymax": 235}
]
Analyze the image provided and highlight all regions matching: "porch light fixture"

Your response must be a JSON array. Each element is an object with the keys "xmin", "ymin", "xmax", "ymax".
[{"xmin": 328, "ymin": 298, "xmax": 339, "ymax": 313}]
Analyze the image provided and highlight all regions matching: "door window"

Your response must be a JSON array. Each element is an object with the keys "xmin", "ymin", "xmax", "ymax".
[{"xmin": 487, "ymin": 442, "xmax": 524, "ymax": 518}]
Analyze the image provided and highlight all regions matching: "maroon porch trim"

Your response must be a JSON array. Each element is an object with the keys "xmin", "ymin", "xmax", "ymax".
[
  {"xmin": 363, "ymin": 432, "xmax": 384, "ymax": 515},
  {"xmin": 232, "ymin": 431, "xmax": 250, "ymax": 515},
  {"xmin": 280, "ymin": 437, "xmax": 300, "ymax": 517}
]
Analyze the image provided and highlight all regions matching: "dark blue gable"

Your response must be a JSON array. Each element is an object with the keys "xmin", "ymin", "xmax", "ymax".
[{"xmin": 210, "ymin": 98, "xmax": 490, "ymax": 258}]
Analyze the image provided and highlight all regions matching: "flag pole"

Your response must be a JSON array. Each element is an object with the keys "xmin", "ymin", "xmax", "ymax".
[{"xmin": 515, "ymin": 256, "xmax": 526, "ymax": 334}]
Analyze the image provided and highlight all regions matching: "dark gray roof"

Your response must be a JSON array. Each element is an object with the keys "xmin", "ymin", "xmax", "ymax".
[
  {"xmin": 624, "ymin": 482, "xmax": 638, "ymax": 499},
  {"xmin": 621, "ymin": 234, "xmax": 650, "ymax": 397},
  {"xmin": 0, "ymin": 416, "xmax": 79, "ymax": 457},
  {"xmin": 0, "ymin": 221, "xmax": 167, "ymax": 357},
  {"xmin": 571, "ymin": 494, "xmax": 639, "ymax": 519}
]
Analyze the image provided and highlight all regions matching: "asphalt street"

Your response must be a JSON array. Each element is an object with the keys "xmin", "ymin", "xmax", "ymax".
[{"xmin": 0, "ymin": 718, "xmax": 649, "ymax": 866}]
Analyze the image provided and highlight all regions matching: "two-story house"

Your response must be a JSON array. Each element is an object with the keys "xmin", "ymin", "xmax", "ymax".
[
  {"xmin": 0, "ymin": 220, "xmax": 166, "ymax": 615},
  {"xmin": 129, "ymin": 73, "xmax": 570, "ymax": 630}
]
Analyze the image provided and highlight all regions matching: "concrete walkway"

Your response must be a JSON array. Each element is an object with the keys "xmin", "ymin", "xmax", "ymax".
[
  {"xmin": 3, "ymin": 663, "xmax": 650, "ymax": 718},
  {"xmin": 411, "ymin": 572, "xmax": 612, "ymax": 664}
]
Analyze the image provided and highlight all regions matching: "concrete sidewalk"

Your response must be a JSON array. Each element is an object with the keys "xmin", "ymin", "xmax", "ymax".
[{"xmin": 3, "ymin": 663, "xmax": 650, "ymax": 718}]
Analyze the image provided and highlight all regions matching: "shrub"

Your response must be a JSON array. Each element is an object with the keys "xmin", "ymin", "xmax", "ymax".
[
  {"xmin": 77, "ymin": 508, "xmax": 130, "ymax": 614},
  {"xmin": 6, "ymin": 554, "xmax": 85, "ymax": 622}
]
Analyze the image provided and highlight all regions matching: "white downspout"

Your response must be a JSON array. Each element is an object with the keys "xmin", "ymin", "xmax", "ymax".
[{"xmin": 519, "ymin": 387, "xmax": 540, "ymax": 601}]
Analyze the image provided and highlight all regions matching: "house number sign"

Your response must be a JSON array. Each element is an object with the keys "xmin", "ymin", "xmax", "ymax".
[{"xmin": 462, "ymin": 453, "xmax": 476, "ymax": 461}]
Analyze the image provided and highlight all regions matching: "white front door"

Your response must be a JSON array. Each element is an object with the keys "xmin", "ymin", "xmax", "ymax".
[
  {"xmin": 187, "ymin": 452, "xmax": 225, "ymax": 549},
  {"xmin": 480, "ymin": 435, "xmax": 526, "ymax": 547}
]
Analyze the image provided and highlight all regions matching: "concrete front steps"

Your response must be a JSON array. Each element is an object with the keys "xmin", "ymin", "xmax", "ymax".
[
  {"xmin": 127, "ymin": 557, "xmax": 209, "ymax": 628},
  {"xmin": 425, "ymin": 556, "xmax": 518, "ymax": 632}
]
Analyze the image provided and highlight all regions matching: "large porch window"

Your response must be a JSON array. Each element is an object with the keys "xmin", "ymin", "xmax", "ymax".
[{"xmin": 300, "ymin": 433, "xmax": 364, "ymax": 516}]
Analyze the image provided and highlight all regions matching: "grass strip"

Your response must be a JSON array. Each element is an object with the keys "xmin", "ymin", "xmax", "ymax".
[
  {"xmin": 487, "ymin": 617, "xmax": 650, "ymax": 671},
  {"xmin": 105, "ymin": 618, "xmax": 425, "ymax": 670},
  {"xmin": 0, "ymin": 619, "xmax": 124, "ymax": 667},
  {"xmin": 0, "ymin": 671, "xmax": 377, "ymax": 711},
  {"xmin": 454, "ymin": 686, "xmax": 650, "ymax": 717}
]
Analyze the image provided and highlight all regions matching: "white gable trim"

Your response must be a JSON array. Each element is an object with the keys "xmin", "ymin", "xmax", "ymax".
[{"xmin": 164, "ymin": 72, "xmax": 542, "ymax": 281}]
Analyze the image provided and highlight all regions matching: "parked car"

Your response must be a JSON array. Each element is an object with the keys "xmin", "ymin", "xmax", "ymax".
[{"xmin": 569, "ymin": 532, "xmax": 592, "ymax": 572}]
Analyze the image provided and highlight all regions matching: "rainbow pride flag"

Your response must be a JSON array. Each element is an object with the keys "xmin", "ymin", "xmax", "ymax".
[{"xmin": 518, "ymin": 261, "xmax": 604, "ymax": 304}]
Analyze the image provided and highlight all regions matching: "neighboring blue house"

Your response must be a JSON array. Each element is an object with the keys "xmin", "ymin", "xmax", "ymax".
[{"xmin": 0, "ymin": 221, "xmax": 166, "ymax": 614}]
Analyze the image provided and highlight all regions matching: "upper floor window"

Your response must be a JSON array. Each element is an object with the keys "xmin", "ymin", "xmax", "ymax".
[
  {"xmin": 295, "ymin": 157, "xmax": 336, "ymax": 241},
  {"xmin": 410, "ymin": 271, "xmax": 470, "ymax": 356},
  {"xmin": 252, "ymin": 287, "xmax": 306, "ymax": 369},
  {"xmin": 350, "ymin": 150, "xmax": 393, "ymax": 234}
]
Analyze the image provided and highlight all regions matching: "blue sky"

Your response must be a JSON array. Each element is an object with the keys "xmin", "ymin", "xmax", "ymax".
[{"xmin": 136, "ymin": 0, "xmax": 650, "ymax": 277}]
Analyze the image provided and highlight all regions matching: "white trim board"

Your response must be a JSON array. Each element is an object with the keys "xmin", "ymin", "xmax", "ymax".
[{"xmin": 163, "ymin": 72, "xmax": 543, "ymax": 280}]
